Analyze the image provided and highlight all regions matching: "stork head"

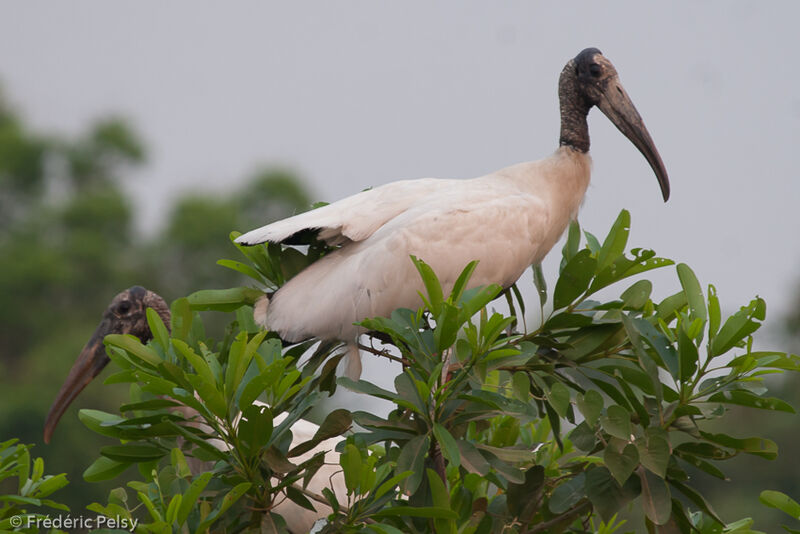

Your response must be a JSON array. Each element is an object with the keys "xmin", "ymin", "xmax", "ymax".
[
  {"xmin": 561, "ymin": 47, "xmax": 670, "ymax": 202},
  {"xmin": 43, "ymin": 286, "xmax": 169, "ymax": 444}
]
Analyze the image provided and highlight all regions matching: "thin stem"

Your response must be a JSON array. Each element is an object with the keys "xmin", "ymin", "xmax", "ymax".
[
  {"xmin": 357, "ymin": 342, "xmax": 406, "ymax": 364},
  {"xmin": 524, "ymin": 499, "xmax": 592, "ymax": 534}
]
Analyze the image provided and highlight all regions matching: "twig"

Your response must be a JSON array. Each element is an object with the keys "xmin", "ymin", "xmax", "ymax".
[
  {"xmin": 357, "ymin": 342, "xmax": 406, "ymax": 364},
  {"xmin": 525, "ymin": 500, "xmax": 592, "ymax": 534}
]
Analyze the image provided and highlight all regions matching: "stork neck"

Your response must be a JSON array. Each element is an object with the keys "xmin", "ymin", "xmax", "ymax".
[{"xmin": 558, "ymin": 61, "xmax": 591, "ymax": 153}]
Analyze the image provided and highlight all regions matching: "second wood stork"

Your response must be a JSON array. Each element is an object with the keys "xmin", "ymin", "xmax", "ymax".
[
  {"xmin": 43, "ymin": 287, "xmax": 344, "ymax": 534},
  {"xmin": 236, "ymin": 47, "xmax": 670, "ymax": 378}
]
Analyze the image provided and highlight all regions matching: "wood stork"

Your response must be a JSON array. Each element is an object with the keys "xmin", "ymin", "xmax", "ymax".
[
  {"xmin": 235, "ymin": 48, "xmax": 670, "ymax": 377},
  {"xmin": 43, "ymin": 286, "xmax": 344, "ymax": 534}
]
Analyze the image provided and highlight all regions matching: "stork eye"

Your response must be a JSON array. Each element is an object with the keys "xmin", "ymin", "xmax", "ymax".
[
  {"xmin": 589, "ymin": 63, "xmax": 602, "ymax": 78},
  {"xmin": 116, "ymin": 301, "xmax": 132, "ymax": 315}
]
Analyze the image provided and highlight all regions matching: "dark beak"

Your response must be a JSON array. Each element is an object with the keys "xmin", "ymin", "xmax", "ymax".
[
  {"xmin": 596, "ymin": 77, "xmax": 670, "ymax": 201},
  {"xmin": 43, "ymin": 318, "xmax": 113, "ymax": 443}
]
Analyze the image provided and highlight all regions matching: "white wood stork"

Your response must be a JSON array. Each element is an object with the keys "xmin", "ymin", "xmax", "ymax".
[
  {"xmin": 43, "ymin": 287, "xmax": 344, "ymax": 534},
  {"xmin": 236, "ymin": 48, "xmax": 670, "ymax": 377}
]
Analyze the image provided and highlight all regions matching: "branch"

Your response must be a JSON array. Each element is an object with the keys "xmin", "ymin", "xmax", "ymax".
[
  {"xmin": 357, "ymin": 342, "xmax": 406, "ymax": 364},
  {"xmin": 525, "ymin": 500, "xmax": 592, "ymax": 534}
]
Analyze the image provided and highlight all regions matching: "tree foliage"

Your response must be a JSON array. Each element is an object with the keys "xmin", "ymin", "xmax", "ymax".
[
  {"xmin": 50, "ymin": 210, "xmax": 800, "ymax": 533},
  {"xmin": 0, "ymin": 87, "xmax": 314, "ymax": 515}
]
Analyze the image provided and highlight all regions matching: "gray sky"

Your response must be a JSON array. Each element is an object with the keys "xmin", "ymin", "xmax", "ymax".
[{"xmin": 1, "ymin": 1, "xmax": 799, "ymax": 343}]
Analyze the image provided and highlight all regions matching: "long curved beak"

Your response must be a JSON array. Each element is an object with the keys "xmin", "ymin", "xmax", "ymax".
[
  {"xmin": 597, "ymin": 78, "xmax": 670, "ymax": 201},
  {"xmin": 43, "ymin": 319, "xmax": 113, "ymax": 443}
]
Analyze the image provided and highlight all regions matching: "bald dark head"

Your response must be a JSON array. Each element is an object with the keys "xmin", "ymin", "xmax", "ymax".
[{"xmin": 44, "ymin": 287, "xmax": 169, "ymax": 443}]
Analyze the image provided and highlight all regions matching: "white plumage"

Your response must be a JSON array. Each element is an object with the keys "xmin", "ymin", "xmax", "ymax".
[
  {"xmin": 243, "ymin": 153, "xmax": 590, "ymax": 338},
  {"xmin": 238, "ymin": 48, "xmax": 670, "ymax": 377}
]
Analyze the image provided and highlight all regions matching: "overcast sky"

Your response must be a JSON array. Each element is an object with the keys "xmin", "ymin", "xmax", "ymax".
[{"xmin": 1, "ymin": 1, "xmax": 799, "ymax": 350}]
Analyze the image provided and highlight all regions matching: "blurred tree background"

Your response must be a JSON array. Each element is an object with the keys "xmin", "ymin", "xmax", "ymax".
[
  {"xmin": 1, "ymin": 78, "xmax": 799, "ymax": 529},
  {"xmin": 0, "ymin": 86, "xmax": 312, "ymax": 511}
]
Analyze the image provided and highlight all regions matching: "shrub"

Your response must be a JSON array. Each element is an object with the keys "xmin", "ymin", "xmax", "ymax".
[{"xmin": 67, "ymin": 210, "xmax": 800, "ymax": 532}]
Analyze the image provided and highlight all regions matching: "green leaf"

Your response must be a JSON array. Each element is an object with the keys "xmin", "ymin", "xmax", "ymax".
[
  {"xmin": 341, "ymin": 443, "xmax": 362, "ymax": 494},
  {"xmin": 238, "ymin": 403, "xmax": 273, "ymax": 455},
  {"xmin": 456, "ymin": 439, "xmax": 490, "ymax": 476},
  {"xmin": 289, "ymin": 409, "xmax": 352, "ymax": 457},
  {"xmin": 626, "ymin": 317, "xmax": 679, "ymax": 379},
  {"xmin": 450, "ymin": 260, "xmax": 479, "ymax": 304},
  {"xmin": 569, "ymin": 422, "xmax": 597, "ymax": 452},
  {"xmin": 673, "ymin": 450, "xmax": 727, "ymax": 479},
  {"xmin": 186, "ymin": 373, "xmax": 228, "ymax": 419},
  {"xmin": 373, "ymin": 506, "xmax": 458, "ymax": 520},
  {"xmin": 549, "ymin": 472, "xmax": 586, "ymax": 514},
  {"xmin": 216, "ymin": 258, "xmax": 265, "ymax": 284},
  {"xmin": 604, "ymin": 443, "xmax": 639, "ymax": 485},
  {"xmin": 501, "ymin": 466, "xmax": 542, "ymax": 524},
  {"xmin": 177, "ymin": 472, "xmax": 213, "ymax": 525},
  {"xmin": 532, "ymin": 263, "xmax": 548, "ymax": 308},
  {"xmin": 670, "ymin": 479, "xmax": 724, "ymax": 524},
  {"xmin": 373, "ymin": 471, "xmax": 412, "ymax": 502},
  {"xmin": 146, "ymin": 307, "xmax": 171, "ymax": 354},
  {"xmin": 79, "ymin": 409, "xmax": 127, "ymax": 439},
  {"xmin": 100, "ymin": 443, "xmax": 168, "ymax": 463},
  {"xmin": 620, "ymin": 279, "xmax": 652, "ymax": 310},
  {"xmin": 170, "ymin": 297, "xmax": 192, "ymax": 341},
  {"xmin": 196, "ymin": 482, "xmax": 252, "ymax": 532},
  {"xmin": 395, "ymin": 372, "xmax": 428, "ymax": 417},
  {"xmin": 760, "ymin": 490, "xmax": 800, "ymax": 520},
  {"xmin": 171, "ymin": 448, "xmax": 191, "ymax": 479},
  {"xmin": 677, "ymin": 320, "xmax": 699, "ymax": 381},
  {"xmin": 700, "ymin": 431, "xmax": 778, "ymax": 460},
  {"xmin": 708, "ymin": 284, "xmax": 721, "ymax": 339},
  {"xmin": 597, "ymin": 209, "xmax": 630, "ymax": 272},
  {"xmin": 186, "ymin": 287, "xmax": 263, "ymax": 312},
  {"xmin": 639, "ymin": 468, "xmax": 671, "ymax": 525},
  {"xmin": 32, "ymin": 473, "xmax": 69, "ymax": 497},
  {"xmin": 83, "ymin": 457, "xmax": 130, "ymax": 482},
  {"xmin": 104, "ymin": 334, "xmax": 162, "ymax": 366},
  {"xmin": 165, "ymin": 494, "xmax": 182, "ymax": 524},
  {"xmin": 676, "ymin": 263, "xmax": 707, "ymax": 327},
  {"xmin": 600, "ymin": 405, "xmax": 631, "ymax": 440},
  {"xmin": 561, "ymin": 219, "xmax": 581, "ymax": 271},
  {"xmin": 637, "ymin": 428, "xmax": 670, "ymax": 478},
  {"xmin": 173, "ymin": 339, "xmax": 217, "ymax": 387},
  {"xmin": 656, "ymin": 291, "xmax": 688, "ymax": 322},
  {"xmin": 584, "ymin": 230, "xmax": 602, "ymax": 253},
  {"xmin": 576, "ymin": 390, "xmax": 603, "ymax": 427},
  {"xmin": 553, "ymin": 249, "xmax": 596, "ymax": 309},
  {"xmin": 707, "ymin": 390, "xmax": 794, "ymax": 414},
  {"xmin": 710, "ymin": 297, "xmax": 766, "ymax": 356},
  {"xmin": 396, "ymin": 434, "xmax": 429, "ymax": 494},
  {"xmin": 338, "ymin": 377, "xmax": 398, "ymax": 402},
  {"xmin": 512, "ymin": 372, "xmax": 530, "ymax": 401},
  {"xmin": 138, "ymin": 491, "xmax": 162, "ymax": 522},
  {"xmin": 427, "ymin": 468, "xmax": 456, "ymax": 534},
  {"xmin": 433, "ymin": 424, "xmax": 460, "ymax": 468},
  {"xmin": 547, "ymin": 381, "xmax": 571, "ymax": 418},
  {"xmin": 458, "ymin": 284, "xmax": 503, "ymax": 322},
  {"xmin": 411, "ymin": 255, "xmax": 444, "ymax": 311},
  {"xmin": 119, "ymin": 398, "xmax": 181, "ymax": 412}
]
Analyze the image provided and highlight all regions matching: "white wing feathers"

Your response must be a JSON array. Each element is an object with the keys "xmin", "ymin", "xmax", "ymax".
[
  {"xmin": 262, "ymin": 187, "xmax": 554, "ymax": 344},
  {"xmin": 241, "ymin": 150, "xmax": 593, "ymax": 366},
  {"xmin": 235, "ymin": 178, "xmax": 458, "ymax": 246}
]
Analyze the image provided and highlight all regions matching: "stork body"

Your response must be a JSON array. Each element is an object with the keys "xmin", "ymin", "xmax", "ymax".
[
  {"xmin": 237, "ymin": 48, "xmax": 670, "ymax": 377},
  {"xmin": 253, "ymin": 149, "xmax": 591, "ymax": 343}
]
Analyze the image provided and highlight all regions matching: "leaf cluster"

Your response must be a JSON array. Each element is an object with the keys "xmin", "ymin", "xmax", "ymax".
[
  {"xmin": 0, "ymin": 439, "xmax": 69, "ymax": 532},
  {"xmin": 73, "ymin": 209, "xmax": 799, "ymax": 533}
]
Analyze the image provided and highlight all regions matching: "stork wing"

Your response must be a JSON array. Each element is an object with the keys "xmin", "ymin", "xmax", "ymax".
[
  {"xmin": 264, "ymin": 187, "xmax": 558, "ymax": 343},
  {"xmin": 235, "ymin": 177, "xmax": 459, "ymax": 246}
]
